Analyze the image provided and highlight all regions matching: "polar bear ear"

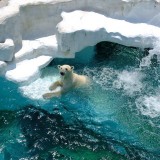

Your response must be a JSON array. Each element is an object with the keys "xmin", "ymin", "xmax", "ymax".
[
  {"xmin": 71, "ymin": 66, "xmax": 74, "ymax": 70},
  {"xmin": 57, "ymin": 65, "xmax": 61, "ymax": 69}
]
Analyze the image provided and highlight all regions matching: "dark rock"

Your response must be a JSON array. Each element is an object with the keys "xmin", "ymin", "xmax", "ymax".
[
  {"xmin": 0, "ymin": 110, "xmax": 15, "ymax": 129},
  {"xmin": 17, "ymin": 105, "xmax": 119, "ymax": 158},
  {"xmin": 16, "ymin": 105, "xmax": 159, "ymax": 159}
]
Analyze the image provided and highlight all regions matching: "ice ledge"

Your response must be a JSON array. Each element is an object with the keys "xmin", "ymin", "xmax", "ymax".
[
  {"xmin": 57, "ymin": 10, "xmax": 160, "ymax": 55},
  {"xmin": 0, "ymin": 39, "xmax": 15, "ymax": 61},
  {"xmin": 4, "ymin": 35, "xmax": 75, "ymax": 84},
  {"xmin": 6, "ymin": 56, "xmax": 53, "ymax": 84},
  {"xmin": 0, "ymin": 61, "xmax": 7, "ymax": 74},
  {"xmin": 4, "ymin": 10, "xmax": 160, "ymax": 84}
]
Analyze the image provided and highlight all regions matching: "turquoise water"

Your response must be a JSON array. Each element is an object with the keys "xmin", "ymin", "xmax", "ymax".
[{"xmin": 0, "ymin": 42, "xmax": 160, "ymax": 159}]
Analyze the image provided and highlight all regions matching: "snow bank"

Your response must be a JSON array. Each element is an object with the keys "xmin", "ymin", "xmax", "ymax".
[
  {"xmin": 0, "ymin": 0, "xmax": 160, "ymax": 83},
  {"xmin": 57, "ymin": 10, "xmax": 160, "ymax": 54}
]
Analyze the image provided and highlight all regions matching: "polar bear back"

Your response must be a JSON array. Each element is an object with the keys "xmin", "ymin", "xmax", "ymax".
[{"xmin": 73, "ymin": 73, "xmax": 89, "ymax": 87}]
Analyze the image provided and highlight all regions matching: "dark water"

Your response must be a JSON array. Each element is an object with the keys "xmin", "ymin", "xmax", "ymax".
[{"xmin": 0, "ymin": 42, "xmax": 160, "ymax": 160}]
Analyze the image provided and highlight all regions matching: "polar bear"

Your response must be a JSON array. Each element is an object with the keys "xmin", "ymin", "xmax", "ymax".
[{"xmin": 43, "ymin": 64, "xmax": 90, "ymax": 99}]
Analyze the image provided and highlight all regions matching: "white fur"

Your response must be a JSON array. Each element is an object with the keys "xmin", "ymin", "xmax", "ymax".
[{"xmin": 42, "ymin": 64, "xmax": 89, "ymax": 99}]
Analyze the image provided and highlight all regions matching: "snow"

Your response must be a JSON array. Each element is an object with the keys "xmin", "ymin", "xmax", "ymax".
[
  {"xmin": 6, "ymin": 56, "xmax": 53, "ymax": 84},
  {"xmin": 57, "ymin": 10, "xmax": 160, "ymax": 54},
  {"xmin": 0, "ymin": 39, "xmax": 14, "ymax": 61},
  {"xmin": 0, "ymin": 0, "xmax": 160, "ymax": 84}
]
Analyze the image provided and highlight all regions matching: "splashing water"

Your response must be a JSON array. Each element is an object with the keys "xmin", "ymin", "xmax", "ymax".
[
  {"xmin": 1, "ymin": 42, "xmax": 160, "ymax": 159},
  {"xmin": 136, "ymin": 92, "xmax": 160, "ymax": 118},
  {"xmin": 140, "ymin": 40, "xmax": 160, "ymax": 68}
]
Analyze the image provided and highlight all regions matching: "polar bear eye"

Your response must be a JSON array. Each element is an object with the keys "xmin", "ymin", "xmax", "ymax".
[{"xmin": 65, "ymin": 68, "xmax": 68, "ymax": 71}]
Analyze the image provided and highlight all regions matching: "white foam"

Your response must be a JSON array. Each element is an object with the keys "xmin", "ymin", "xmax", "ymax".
[
  {"xmin": 19, "ymin": 67, "xmax": 60, "ymax": 100},
  {"xmin": 83, "ymin": 67, "xmax": 117, "ymax": 90},
  {"xmin": 136, "ymin": 94, "xmax": 160, "ymax": 118},
  {"xmin": 140, "ymin": 40, "xmax": 160, "ymax": 68},
  {"xmin": 84, "ymin": 67, "xmax": 144, "ymax": 96},
  {"xmin": 113, "ymin": 70, "xmax": 144, "ymax": 96}
]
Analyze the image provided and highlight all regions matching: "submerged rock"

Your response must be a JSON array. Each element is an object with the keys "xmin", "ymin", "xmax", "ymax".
[
  {"xmin": 15, "ymin": 105, "xmax": 159, "ymax": 159},
  {"xmin": 17, "ymin": 105, "xmax": 125, "ymax": 158},
  {"xmin": 0, "ymin": 110, "xmax": 15, "ymax": 129},
  {"xmin": 18, "ymin": 106, "xmax": 107, "ymax": 151}
]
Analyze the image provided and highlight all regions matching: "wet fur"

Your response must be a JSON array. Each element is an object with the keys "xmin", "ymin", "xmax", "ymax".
[{"xmin": 43, "ymin": 65, "xmax": 89, "ymax": 99}]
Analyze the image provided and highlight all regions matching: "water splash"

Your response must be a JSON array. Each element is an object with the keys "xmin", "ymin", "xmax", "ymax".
[
  {"xmin": 84, "ymin": 66, "xmax": 144, "ymax": 96},
  {"xmin": 2, "ymin": 42, "xmax": 160, "ymax": 159},
  {"xmin": 113, "ymin": 70, "xmax": 144, "ymax": 96},
  {"xmin": 140, "ymin": 40, "xmax": 160, "ymax": 68},
  {"xmin": 83, "ymin": 66, "xmax": 117, "ymax": 90},
  {"xmin": 136, "ymin": 94, "xmax": 160, "ymax": 118}
]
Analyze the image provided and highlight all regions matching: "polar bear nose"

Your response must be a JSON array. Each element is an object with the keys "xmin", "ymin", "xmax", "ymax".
[{"xmin": 60, "ymin": 72, "xmax": 65, "ymax": 76}]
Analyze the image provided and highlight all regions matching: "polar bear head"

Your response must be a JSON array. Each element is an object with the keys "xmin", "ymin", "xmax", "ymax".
[{"xmin": 58, "ymin": 64, "xmax": 74, "ymax": 77}]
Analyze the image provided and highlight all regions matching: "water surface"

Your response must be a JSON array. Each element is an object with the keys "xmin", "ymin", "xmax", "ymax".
[{"xmin": 0, "ymin": 42, "xmax": 160, "ymax": 159}]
